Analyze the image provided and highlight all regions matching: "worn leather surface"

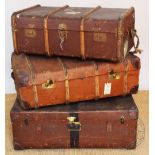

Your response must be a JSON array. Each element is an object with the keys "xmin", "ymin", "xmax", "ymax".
[
  {"xmin": 12, "ymin": 95, "xmax": 136, "ymax": 112},
  {"xmin": 10, "ymin": 95, "xmax": 138, "ymax": 149},
  {"xmin": 6, "ymin": 91, "xmax": 149, "ymax": 154},
  {"xmin": 12, "ymin": 5, "xmax": 135, "ymax": 61},
  {"xmin": 11, "ymin": 53, "xmax": 140, "ymax": 109}
]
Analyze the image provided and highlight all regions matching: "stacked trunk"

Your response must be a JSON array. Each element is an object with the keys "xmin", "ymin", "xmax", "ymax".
[{"xmin": 10, "ymin": 5, "xmax": 141, "ymax": 150}]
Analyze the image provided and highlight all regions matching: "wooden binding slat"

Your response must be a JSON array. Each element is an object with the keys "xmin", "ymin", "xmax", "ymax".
[
  {"xmin": 80, "ymin": 6, "xmax": 101, "ymax": 59},
  {"xmin": 57, "ymin": 58, "xmax": 70, "ymax": 103},
  {"xmin": 12, "ymin": 5, "xmax": 41, "ymax": 53},
  {"xmin": 123, "ymin": 59, "xmax": 129, "ymax": 95},
  {"xmin": 25, "ymin": 55, "xmax": 38, "ymax": 108},
  {"xmin": 44, "ymin": 5, "xmax": 69, "ymax": 56},
  {"xmin": 93, "ymin": 61, "xmax": 100, "ymax": 99}
]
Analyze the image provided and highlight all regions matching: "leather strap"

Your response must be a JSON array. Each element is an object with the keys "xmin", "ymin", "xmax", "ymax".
[
  {"xmin": 117, "ymin": 20, "xmax": 123, "ymax": 60},
  {"xmin": 57, "ymin": 58, "xmax": 70, "ymax": 103},
  {"xmin": 44, "ymin": 5, "xmax": 69, "ymax": 56},
  {"xmin": 69, "ymin": 113, "xmax": 79, "ymax": 148},
  {"xmin": 92, "ymin": 61, "xmax": 100, "ymax": 99},
  {"xmin": 12, "ymin": 15, "xmax": 18, "ymax": 53},
  {"xmin": 106, "ymin": 121, "xmax": 112, "ymax": 133},
  {"xmin": 12, "ymin": 5, "xmax": 41, "ymax": 54},
  {"xmin": 25, "ymin": 55, "xmax": 38, "ymax": 108},
  {"xmin": 80, "ymin": 6, "xmax": 101, "ymax": 59}
]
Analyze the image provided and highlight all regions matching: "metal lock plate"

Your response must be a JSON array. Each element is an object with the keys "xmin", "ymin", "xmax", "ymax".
[
  {"xmin": 93, "ymin": 32, "xmax": 107, "ymax": 42},
  {"xmin": 67, "ymin": 117, "xmax": 81, "ymax": 131},
  {"xmin": 25, "ymin": 29, "xmax": 36, "ymax": 38},
  {"xmin": 93, "ymin": 27, "xmax": 107, "ymax": 42},
  {"xmin": 42, "ymin": 80, "xmax": 55, "ymax": 89},
  {"xmin": 108, "ymin": 70, "xmax": 120, "ymax": 80}
]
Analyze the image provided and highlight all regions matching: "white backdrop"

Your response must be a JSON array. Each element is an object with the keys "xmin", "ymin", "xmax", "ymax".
[{"xmin": 5, "ymin": 0, "xmax": 149, "ymax": 93}]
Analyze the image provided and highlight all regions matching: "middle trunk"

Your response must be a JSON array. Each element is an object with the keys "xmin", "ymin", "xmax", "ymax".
[{"xmin": 11, "ymin": 53, "xmax": 140, "ymax": 109}]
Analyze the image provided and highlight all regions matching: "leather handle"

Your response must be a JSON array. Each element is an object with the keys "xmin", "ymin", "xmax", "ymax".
[{"xmin": 131, "ymin": 29, "xmax": 142, "ymax": 54}]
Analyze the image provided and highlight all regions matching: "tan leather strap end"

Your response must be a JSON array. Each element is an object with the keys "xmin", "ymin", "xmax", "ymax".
[
  {"xmin": 80, "ymin": 6, "xmax": 101, "ymax": 59},
  {"xmin": 57, "ymin": 58, "xmax": 70, "ymax": 103},
  {"xmin": 25, "ymin": 55, "xmax": 38, "ymax": 108},
  {"xmin": 44, "ymin": 5, "xmax": 69, "ymax": 56},
  {"xmin": 93, "ymin": 61, "xmax": 100, "ymax": 99}
]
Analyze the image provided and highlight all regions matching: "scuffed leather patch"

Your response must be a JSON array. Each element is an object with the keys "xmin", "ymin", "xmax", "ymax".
[
  {"xmin": 130, "ymin": 85, "xmax": 139, "ymax": 94},
  {"xmin": 16, "ymin": 71, "xmax": 29, "ymax": 87},
  {"xmin": 13, "ymin": 142, "xmax": 24, "ymax": 150},
  {"xmin": 130, "ymin": 54, "xmax": 141, "ymax": 69},
  {"xmin": 20, "ymin": 100, "xmax": 32, "ymax": 110}
]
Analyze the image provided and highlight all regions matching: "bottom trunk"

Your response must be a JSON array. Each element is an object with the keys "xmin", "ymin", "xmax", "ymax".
[{"xmin": 10, "ymin": 95, "xmax": 138, "ymax": 150}]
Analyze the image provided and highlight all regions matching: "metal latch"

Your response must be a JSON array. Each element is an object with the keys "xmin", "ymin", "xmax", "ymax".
[
  {"xmin": 25, "ymin": 29, "xmax": 36, "ymax": 38},
  {"xmin": 42, "ymin": 80, "xmax": 55, "ymax": 89},
  {"xmin": 67, "ymin": 116, "xmax": 81, "ymax": 131},
  {"xmin": 58, "ymin": 23, "xmax": 68, "ymax": 50},
  {"xmin": 120, "ymin": 116, "xmax": 125, "ymax": 124},
  {"xmin": 108, "ymin": 69, "xmax": 120, "ymax": 80}
]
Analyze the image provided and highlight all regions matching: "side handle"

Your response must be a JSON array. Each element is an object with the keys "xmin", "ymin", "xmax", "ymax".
[{"xmin": 131, "ymin": 29, "xmax": 142, "ymax": 54}]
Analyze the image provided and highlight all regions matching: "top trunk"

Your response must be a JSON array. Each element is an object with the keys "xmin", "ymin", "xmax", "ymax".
[{"xmin": 12, "ymin": 5, "xmax": 136, "ymax": 61}]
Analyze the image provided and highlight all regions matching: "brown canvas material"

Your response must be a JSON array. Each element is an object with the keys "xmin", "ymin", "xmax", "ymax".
[
  {"xmin": 12, "ymin": 5, "xmax": 136, "ymax": 61},
  {"xmin": 10, "ymin": 95, "xmax": 138, "ymax": 149},
  {"xmin": 11, "ymin": 53, "xmax": 140, "ymax": 109}
]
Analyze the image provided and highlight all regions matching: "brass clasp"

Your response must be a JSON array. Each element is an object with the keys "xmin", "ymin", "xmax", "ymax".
[
  {"xmin": 93, "ymin": 27, "xmax": 107, "ymax": 42},
  {"xmin": 25, "ymin": 29, "xmax": 36, "ymax": 38},
  {"xmin": 67, "ymin": 116, "xmax": 76, "ymax": 123},
  {"xmin": 67, "ymin": 116, "xmax": 81, "ymax": 131},
  {"xmin": 108, "ymin": 70, "xmax": 120, "ymax": 80},
  {"xmin": 42, "ymin": 80, "xmax": 55, "ymax": 89}
]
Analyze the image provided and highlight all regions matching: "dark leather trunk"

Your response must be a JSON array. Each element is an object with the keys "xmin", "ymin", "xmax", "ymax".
[
  {"xmin": 12, "ymin": 5, "xmax": 136, "ymax": 61},
  {"xmin": 11, "ymin": 53, "xmax": 140, "ymax": 109},
  {"xmin": 10, "ymin": 95, "xmax": 138, "ymax": 149}
]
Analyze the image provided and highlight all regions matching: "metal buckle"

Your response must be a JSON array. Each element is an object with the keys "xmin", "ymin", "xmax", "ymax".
[{"xmin": 67, "ymin": 117, "xmax": 81, "ymax": 131}]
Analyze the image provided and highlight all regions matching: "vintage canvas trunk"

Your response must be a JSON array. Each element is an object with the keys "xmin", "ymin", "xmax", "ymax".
[
  {"xmin": 10, "ymin": 95, "xmax": 138, "ymax": 149},
  {"xmin": 11, "ymin": 5, "xmax": 140, "ymax": 61},
  {"xmin": 11, "ymin": 53, "xmax": 140, "ymax": 109}
]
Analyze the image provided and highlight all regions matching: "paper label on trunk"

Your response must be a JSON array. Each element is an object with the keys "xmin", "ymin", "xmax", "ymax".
[{"xmin": 104, "ymin": 83, "xmax": 111, "ymax": 95}]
